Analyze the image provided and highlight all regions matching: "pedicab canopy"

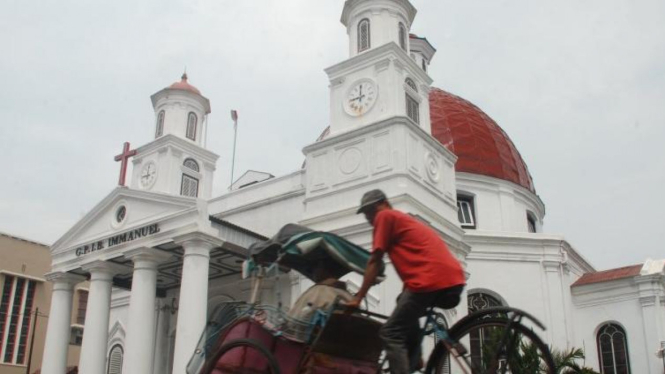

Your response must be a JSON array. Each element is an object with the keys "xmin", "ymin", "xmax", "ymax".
[{"xmin": 249, "ymin": 224, "xmax": 384, "ymax": 282}]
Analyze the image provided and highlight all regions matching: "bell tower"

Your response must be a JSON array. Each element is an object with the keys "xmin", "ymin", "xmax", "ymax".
[{"xmin": 129, "ymin": 74, "xmax": 218, "ymax": 199}]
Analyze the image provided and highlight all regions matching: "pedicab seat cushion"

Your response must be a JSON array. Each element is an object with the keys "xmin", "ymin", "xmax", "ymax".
[{"xmin": 211, "ymin": 317, "xmax": 306, "ymax": 374}]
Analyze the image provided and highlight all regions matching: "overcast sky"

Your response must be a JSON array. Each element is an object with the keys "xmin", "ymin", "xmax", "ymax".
[{"xmin": 1, "ymin": 0, "xmax": 663, "ymax": 271}]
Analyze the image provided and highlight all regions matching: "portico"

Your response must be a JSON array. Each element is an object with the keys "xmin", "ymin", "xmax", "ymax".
[{"xmin": 42, "ymin": 185, "xmax": 266, "ymax": 374}]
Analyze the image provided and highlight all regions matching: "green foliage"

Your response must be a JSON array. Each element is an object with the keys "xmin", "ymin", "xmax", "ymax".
[
  {"xmin": 550, "ymin": 347, "xmax": 599, "ymax": 374},
  {"xmin": 476, "ymin": 325, "xmax": 599, "ymax": 374}
]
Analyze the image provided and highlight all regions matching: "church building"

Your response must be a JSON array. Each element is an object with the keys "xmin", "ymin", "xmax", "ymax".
[{"xmin": 39, "ymin": 1, "xmax": 665, "ymax": 373}]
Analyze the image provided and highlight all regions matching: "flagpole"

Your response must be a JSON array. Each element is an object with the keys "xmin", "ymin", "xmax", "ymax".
[{"xmin": 230, "ymin": 110, "xmax": 238, "ymax": 190}]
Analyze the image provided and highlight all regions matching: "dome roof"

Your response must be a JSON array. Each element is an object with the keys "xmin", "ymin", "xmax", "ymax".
[
  {"xmin": 429, "ymin": 88, "xmax": 535, "ymax": 192},
  {"xmin": 168, "ymin": 73, "xmax": 201, "ymax": 95}
]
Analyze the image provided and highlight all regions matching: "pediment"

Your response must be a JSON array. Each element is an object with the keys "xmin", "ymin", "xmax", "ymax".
[{"xmin": 52, "ymin": 187, "xmax": 198, "ymax": 253}]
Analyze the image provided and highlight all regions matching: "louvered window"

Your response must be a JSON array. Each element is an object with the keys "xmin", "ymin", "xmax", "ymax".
[
  {"xmin": 155, "ymin": 110, "xmax": 165, "ymax": 138},
  {"xmin": 406, "ymin": 95, "xmax": 419, "ymax": 124},
  {"xmin": 183, "ymin": 158, "xmax": 199, "ymax": 172},
  {"xmin": 358, "ymin": 19, "xmax": 370, "ymax": 52},
  {"xmin": 0, "ymin": 275, "xmax": 36, "ymax": 365},
  {"xmin": 405, "ymin": 78, "xmax": 417, "ymax": 91},
  {"xmin": 404, "ymin": 79, "xmax": 419, "ymax": 124},
  {"xmin": 422, "ymin": 58, "xmax": 427, "ymax": 72},
  {"xmin": 76, "ymin": 290, "xmax": 88, "ymax": 325},
  {"xmin": 597, "ymin": 323, "xmax": 631, "ymax": 374},
  {"xmin": 399, "ymin": 23, "xmax": 407, "ymax": 50},
  {"xmin": 108, "ymin": 345, "xmax": 123, "ymax": 374},
  {"xmin": 181, "ymin": 174, "xmax": 199, "ymax": 198},
  {"xmin": 186, "ymin": 112, "xmax": 197, "ymax": 141}
]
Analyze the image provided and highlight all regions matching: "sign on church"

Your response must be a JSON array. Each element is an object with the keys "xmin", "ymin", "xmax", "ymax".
[{"xmin": 75, "ymin": 223, "xmax": 161, "ymax": 257}]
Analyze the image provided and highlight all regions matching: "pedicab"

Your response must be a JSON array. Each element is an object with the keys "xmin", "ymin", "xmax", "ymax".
[{"xmin": 188, "ymin": 224, "xmax": 386, "ymax": 374}]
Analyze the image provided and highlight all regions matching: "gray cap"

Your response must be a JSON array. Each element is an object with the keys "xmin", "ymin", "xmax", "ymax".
[{"xmin": 356, "ymin": 189, "xmax": 387, "ymax": 214}]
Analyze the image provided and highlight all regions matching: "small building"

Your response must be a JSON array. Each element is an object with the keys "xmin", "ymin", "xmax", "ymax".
[{"xmin": 0, "ymin": 232, "xmax": 88, "ymax": 374}]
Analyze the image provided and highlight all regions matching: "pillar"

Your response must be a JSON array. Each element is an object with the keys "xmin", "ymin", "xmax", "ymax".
[
  {"xmin": 79, "ymin": 261, "xmax": 127, "ymax": 374},
  {"xmin": 172, "ymin": 234, "xmax": 220, "ymax": 374},
  {"xmin": 122, "ymin": 248, "xmax": 171, "ymax": 374},
  {"xmin": 41, "ymin": 272, "xmax": 85, "ymax": 374}
]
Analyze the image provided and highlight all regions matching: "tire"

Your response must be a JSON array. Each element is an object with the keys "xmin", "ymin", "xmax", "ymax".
[
  {"xmin": 425, "ymin": 318, "xmax": 556, "ymax": 374},
  {"xmin": 201, "ymin": 338, "xmax": 281, "ymax": 374}
]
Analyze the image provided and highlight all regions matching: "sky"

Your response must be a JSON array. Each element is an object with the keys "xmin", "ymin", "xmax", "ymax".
[{"xmin": 1, "ymin": 0, "xmax": 663, "ymax": 271}]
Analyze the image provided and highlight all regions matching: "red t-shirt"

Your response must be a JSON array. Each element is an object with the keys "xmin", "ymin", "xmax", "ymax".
[{"xmin": 372, "ymin": 209, "xmax": 465, "ymax": 292}]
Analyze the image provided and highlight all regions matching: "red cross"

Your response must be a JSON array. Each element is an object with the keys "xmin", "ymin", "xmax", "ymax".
[{"xmin": 114, "ymin": 142, "xmax": 137, "ymax": 186}]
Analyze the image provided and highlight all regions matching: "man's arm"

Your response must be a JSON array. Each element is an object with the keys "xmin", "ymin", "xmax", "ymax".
[{"xmin": 345, "ymin": 250, "xmax": 384, "ymax": 309}]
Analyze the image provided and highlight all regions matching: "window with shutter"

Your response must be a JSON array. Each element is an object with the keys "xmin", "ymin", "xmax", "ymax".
[
  {"xmin": 155, "ymin": 110, "xmax": 165, "ymax": 138},
  {"xmin": 358, "ymin": 19, "xmax": 370, "ymax": 52},
  {"xmin": 183, "ymin": 158, "xmax": 199, "ymax": 172},
  {"xmin": 399, "ymin": 23, "xmax": 407, "ymax": 51},
  {"xmin": 0, "ymin": 276, "xmax": 36, "ymax": 365},
  {"xmin": 186, "ymin": 112, "xmax": 197, "ymax": 140},
  {"xmin": 107, "ymin": 345, "xmax": 124, "ymax": 374},
  {"xmin": 76, "ymin": 290, "xmax": 88, "ymax": 325},
  {"xmin": 181, "ymin": 174, "xmax": 199, "ymax": 198}
]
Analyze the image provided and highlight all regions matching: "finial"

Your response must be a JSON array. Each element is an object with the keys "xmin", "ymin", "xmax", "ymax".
[{"xmin": 181, "ymin": 66, "xmax": 188, "ymax": 81}]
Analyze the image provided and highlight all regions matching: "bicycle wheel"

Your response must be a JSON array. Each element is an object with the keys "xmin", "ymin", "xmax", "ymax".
[
  {"xmin": 201, "ymin": 338, "xmax": 281, "ymax": 374},
  {"xmin": 425, "ymin": 318, "xmax": 555, "ymax": 374}
]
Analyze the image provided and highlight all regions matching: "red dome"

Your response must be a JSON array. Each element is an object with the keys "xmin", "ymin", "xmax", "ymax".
[
  {"xmin": 430, "ymin": 88, "xmax": 535, "ymax": 192},
  {"xmin": 168, "ymin": 73, "xmax": 201, "ymax": 95}
]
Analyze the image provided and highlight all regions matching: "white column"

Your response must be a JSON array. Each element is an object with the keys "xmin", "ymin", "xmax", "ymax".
[
  {"xmin": 41, "ymin": 272, "xmax": 85, "ymax": 374},
  {"xmin": 123, "ymin": 248, "xmax": 171, "ymax": 374},
  {"xmin": 172, "ymin": 235, "xmax": 219, "ymax": 374},
  {"xmin": 79, "ymin": 261, "xmax": 127, "ymax": 374}
]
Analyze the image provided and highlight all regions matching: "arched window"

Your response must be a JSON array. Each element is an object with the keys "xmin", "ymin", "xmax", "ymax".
[
  {"xmin": 358, "ymin": 19, "xmax": 371, "ymax": 52},
  {"xmin": 107, "ymin": 344, "xmax": 123, "ymax": 374},
  {"xmin": 468, "ymin": 292, "xmax": 505, "ymax": 370},
  {"xmin": 183, "ymin": 158, "xmax": 199, "ymax": 172},
  {"xmin": 181, "ymin": 158, "xmax": 199, "ymax": 198},
  {"xmin": 421, "ymin": 58, "xmax": 428, "ymax": 72},
  {"xmin": 527, "ymin": 212, "xmax": 537, "ymax": 233},
  {"xmin": 597, "ymin": 323, "xmax": 631, "ymax": 374},
  {"xmin": 186, "ymin": 112, "xmax": 197, "ymax": 141},
  {"xmin": 155, "ymin": 110, "xmax": 165, "ymax": 138},
  {"xmin": 405, "ymin": 78, "xmax": 419, "ymax": 124},
  {"xmin": 399, "ymin": 23, "xmax": 407, "ymax": 51}
]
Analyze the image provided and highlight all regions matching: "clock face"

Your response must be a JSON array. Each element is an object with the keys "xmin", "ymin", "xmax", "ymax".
[
  {"xmin": 140, "ymin": 162, "xmax": 157, "ymax": 188},
  {"xmin": 345, "ymin": 80, "xmax": 378, "ymax": 116}
]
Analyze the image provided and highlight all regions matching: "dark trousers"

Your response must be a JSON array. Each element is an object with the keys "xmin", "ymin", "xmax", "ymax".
[{"xmin": 380, "ymin": 285, "xmax": 464, "ymax": 374}]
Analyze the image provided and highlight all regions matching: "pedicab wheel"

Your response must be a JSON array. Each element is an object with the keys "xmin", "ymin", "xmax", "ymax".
[
  {"xmin": 425, "ymin": 318, "xmax": 556, "ymax": 374},
  {"xmin": 201, "ymin": 338, "xmax": 281, "ymax": 374}
]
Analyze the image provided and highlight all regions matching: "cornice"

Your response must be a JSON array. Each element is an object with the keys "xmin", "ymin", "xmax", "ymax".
[
  {"xmin": 341, "ymin": 0, "xmax": 417, "ymax": 27},
  {"xmin": 325, "ymin": 42, "xmax": 432, "ymax": 86},
  {"xmin": 302, "ymin": 116, "xmax": 457, "ymax": 165},
  {"xmin": 455, "ymin": 172, "xmax": 545, "ymax": 217},
  {"xmin": 133, "ymin": 134, "xmax": 219, "ymax": 163}
]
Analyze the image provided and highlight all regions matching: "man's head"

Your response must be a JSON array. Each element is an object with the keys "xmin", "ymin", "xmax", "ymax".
[{"xmin": 357, "ymin": 189, "xmax": 391, "ymax": 224}]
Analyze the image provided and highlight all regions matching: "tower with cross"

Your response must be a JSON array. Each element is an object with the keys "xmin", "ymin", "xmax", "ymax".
[{"xmin": 120, "ymin": 74, "xmax": 219, "ymax": 199}]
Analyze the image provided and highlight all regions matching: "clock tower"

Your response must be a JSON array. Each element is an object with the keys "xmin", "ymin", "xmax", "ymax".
[
  {"xmin": 301, "ymin": 0, "xmax": 458, "ymax": 231},
  {"xmin": 129, "ymin": 74, "xmax": 219, "ymax": 199},
  {"xmin": 326, "ymin": 0, "xmax": 433, "ymax": 136}
]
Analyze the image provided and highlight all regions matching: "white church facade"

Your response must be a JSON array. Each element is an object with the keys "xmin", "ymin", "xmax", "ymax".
[{"xmin": 39, "ymin": 1, "xmax": 665, "ymax": 373}]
